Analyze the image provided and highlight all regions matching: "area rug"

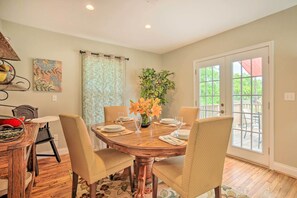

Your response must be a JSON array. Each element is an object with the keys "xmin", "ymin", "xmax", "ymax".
[{"xmin": 76, "ymin": 176, "xmax": 249, "ymax": 198}]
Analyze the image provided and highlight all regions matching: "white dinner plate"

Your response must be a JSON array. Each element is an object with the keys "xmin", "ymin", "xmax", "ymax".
[
  {"xmin": 118, "ymin": 117, "xmax": 133, "ymax": 122},
  {"xmin": 101, "ymin": 125, "xmax": 125, "ymax": 133},
  {"xmin": 104, "ymin": 125, "xmax": 122, "ymax": 130},
  {"xmin": 160, "ymin": 118, "xmax": 175, "ymax": 124},
  {"xmin": 170, "ymin": 129, "xmax": 190, "ymax": 140}
]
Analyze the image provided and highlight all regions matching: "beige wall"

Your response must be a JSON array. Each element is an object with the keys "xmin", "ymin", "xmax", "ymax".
[
  {"xmin": 0, "ymin": 20, "xmax": 3, "ymax": 32},
  {"xmin": 162, "ymin": 6, "xmax": 297, "ymax": 168},
  {"xmin": 0, "ymin": 20, "xmax": 162, "ymax": 152}
]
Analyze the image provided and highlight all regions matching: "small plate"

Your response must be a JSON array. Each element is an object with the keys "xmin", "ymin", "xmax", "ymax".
[
  {"xmin": 160, "ymin": 118, "xmax": 175, "ymax": 124},
  {"xmin": 118, "ymin": 117, "xmax": 132, "ymax": 122},
  {"xmin": 101, "ymin": 125, "xmax": 125, "ymax": 133},
  {"xmin": 170, "ymin": 129, "xmax": 190, "ymax": 140},
  {"xmin": 104, "ymin": 125, "xmax": 122, "ymax": 130}
]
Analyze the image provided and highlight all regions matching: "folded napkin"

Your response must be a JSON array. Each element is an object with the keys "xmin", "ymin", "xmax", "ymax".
[{"xmin": 159, "ymin": 135, "xmax": 186, "ymax": 146}]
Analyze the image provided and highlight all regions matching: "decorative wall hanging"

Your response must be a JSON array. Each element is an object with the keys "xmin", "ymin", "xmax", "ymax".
[
  {"xmin": 33, "ymin": 58, "xmax": 62, "ymax": 92},
  {"xmin": 0, "ymin": 32, "xmax": 31, "ymax": 101}
]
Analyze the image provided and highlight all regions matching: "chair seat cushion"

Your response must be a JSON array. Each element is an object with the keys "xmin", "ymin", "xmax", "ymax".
[
  {"xmin": 95, "ymin": 148, "xmax": 134, "ymax": 171},
  {"xmin": 86, "ymin": 148, "xmax": 134, "ymax": 183},
  {"xmin": 0, "ymin": 172, "xmax": 32, "ymax": 197},
  {"xmin": 152, "ymin": 156, "xmax": 186, "ymax": 197}
]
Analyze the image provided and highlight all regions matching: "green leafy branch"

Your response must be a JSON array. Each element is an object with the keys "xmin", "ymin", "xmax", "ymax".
[{"xmin": 139, "ymin": 68, "xmax": 175, "ymax": 105}]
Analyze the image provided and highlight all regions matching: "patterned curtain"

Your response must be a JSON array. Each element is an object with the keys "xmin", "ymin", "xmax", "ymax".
[{"xmin": 82, "ymin": 52, "xmax": 126, "ymax": 149}]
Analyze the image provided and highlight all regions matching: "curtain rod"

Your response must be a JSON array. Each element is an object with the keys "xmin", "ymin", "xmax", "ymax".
[{"xmin": 79, "ymin": 50, "xmax": 129, "ymax": 61}]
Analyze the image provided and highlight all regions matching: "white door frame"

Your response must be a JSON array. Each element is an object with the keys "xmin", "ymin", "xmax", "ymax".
[{"xmin": 193, "ymin": 41, "xmax": 274, "ymax": 168}]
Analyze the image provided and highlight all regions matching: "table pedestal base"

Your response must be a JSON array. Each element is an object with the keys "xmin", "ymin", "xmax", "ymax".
[{"xmin": 134, "ymin": 157, "xmax": 154, "ymax": 198}]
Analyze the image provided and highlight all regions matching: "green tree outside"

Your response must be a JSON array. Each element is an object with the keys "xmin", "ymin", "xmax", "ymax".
[{"xmin": 199, "ymin": 66, "xmax": 262, "ymax": 106}]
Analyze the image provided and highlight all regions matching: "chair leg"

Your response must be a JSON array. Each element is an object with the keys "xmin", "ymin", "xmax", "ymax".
[
  {"xmin": 35, "ymin": 152, "xmax": 39, "ymax": 176},
  {"xmin": 46, "ymin": 123, "xmax": 61, "ymax": 163},
  {"xmin": 152, "ymin": 174, "xmax": 158, "ymax": 198},
  {"xmin": 72, "ymin": 172, "xmax": 78, "ymax": 198},
  {"xmin": 214, "ymin": 186, "xmax": 221, "ymax": 198},
  {"xmin": 27, "ymin": 143, "xmax": 39, "ymax": 176},
  {"xmin": 127, "ymin": 166, "xmax": 134, "ymax": 192},
  {"xmin": 49, "ymin": 139, "xmax": 61, "ymax": 162},
  {"xmin": 89, "ymin": 183, "xmax": 97, "ymax": 198},
  {"xmin": 109, "ymin": 174, "xmax": 114, "ymax": 180}
]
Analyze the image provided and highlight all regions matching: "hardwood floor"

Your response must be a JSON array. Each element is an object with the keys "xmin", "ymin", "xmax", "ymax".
[
  {"xmin": 30, "ymin": 154, "xmax": 297, "ymax": 197},
  {"xmin": 223, "ymin": 158, "xmax": 297, "ymax": 197},
  {"xmin": 31, "ymin": 155, "xmax": 72, "ymax": 198}
]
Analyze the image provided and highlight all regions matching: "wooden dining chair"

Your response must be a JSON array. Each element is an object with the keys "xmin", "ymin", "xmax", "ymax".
[
  {"xmin": 103, "ymin": 105, "xmax": 128, "ymax": 149},
  {"xmin": 104, "ymin": 106, "xmax": 128, "ymax": 122},
  {"xmin": 178, "ymin": 106, "xmax": 199, "ymax": 126},
  {"xmin": 152, "ymin": 116, "xmax": 233, "ymax": 198},
  {"xmin": 59, "ymin": 114, "xmax": 134, "ymax": 198}
]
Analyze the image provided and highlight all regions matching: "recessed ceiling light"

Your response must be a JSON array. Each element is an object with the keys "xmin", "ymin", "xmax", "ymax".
[
  {"xmin": 145, "ymin": 24, "xmax": 151, "ymax": 29},
  {"xmin": 86, "ymin": 4, "xmax": 95, "ymax": 11}
]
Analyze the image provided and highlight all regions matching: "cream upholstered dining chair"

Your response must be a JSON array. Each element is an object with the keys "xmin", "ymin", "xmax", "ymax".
[
  {"xmin": 103, "ymin": 106, "xmax": 128, "ymax": 149},
  {"xmin": 178, "ymin": 106, "xmax": 199, "ymax": 126},
  {"xmin": 152, "ymin": 116, "xmax": 233, "ymax": 198},
  {"xmin": 59, "ymin": 114, "xmax": 134, "ymax": 198},
  {"xmin": 104, "ymin": 106, "xmax": 128, "ymax": 122}
]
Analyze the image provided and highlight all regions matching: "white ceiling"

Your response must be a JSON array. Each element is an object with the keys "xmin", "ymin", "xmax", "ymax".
[{"xmin": 1, "ymin": 0, "xmax": 297, "ymax": 54}]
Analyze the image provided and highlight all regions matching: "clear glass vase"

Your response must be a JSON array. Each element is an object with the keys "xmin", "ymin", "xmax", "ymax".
[{"xmin": 141, "ymin": 114, "xmax": 151, "ymax": 128}]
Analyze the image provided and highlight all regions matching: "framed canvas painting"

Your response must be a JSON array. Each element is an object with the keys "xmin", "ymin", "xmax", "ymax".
[{"xmin": 33, "ymin": 58, "xmax": 62, "ymax": 92}]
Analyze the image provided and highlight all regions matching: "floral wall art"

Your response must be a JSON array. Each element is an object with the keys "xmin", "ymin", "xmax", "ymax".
[{"xmin": 33, "ymin": 58, "xmax": 62, "ymax": 92}]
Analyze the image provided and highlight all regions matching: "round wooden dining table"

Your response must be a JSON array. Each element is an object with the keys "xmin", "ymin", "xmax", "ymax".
[{"xmin": 91, "ymin": 121, "xmax": 189, "ymax": 198}]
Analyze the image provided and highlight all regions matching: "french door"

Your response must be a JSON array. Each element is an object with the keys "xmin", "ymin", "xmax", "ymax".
[{"xmin": 194, "ymin": 46, "xmax": 270, "ymax": 166}]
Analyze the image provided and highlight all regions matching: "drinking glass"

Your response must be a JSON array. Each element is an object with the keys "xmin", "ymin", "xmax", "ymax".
[
  {"xmin": 174, "ymin": 116, "xmax": 183, "ymax": 136},
  {"xmin": 134, "ymin": 116, "xmax": 142, "ymax": 134}
]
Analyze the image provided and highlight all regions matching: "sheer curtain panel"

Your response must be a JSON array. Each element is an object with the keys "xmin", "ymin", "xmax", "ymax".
[{"xmin": 82, "ymin": 52, "xmax": 126, "ymax": 149}]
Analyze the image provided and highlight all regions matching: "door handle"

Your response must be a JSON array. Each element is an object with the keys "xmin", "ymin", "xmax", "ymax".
[{"xmin": 220, "ymin": 110, "xmax": 225, "ymax": 114}]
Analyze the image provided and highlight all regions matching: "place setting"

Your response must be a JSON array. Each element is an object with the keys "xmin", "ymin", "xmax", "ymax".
[
  {"xmin": 95, "ymin": 124, "xmax": 133, "ymax": 137},
  {"xmin": 115, "ymin": 112, "xmax": 134, "ymax": 125},
  {"xmin": 155, "ymin": 116, "xmax": 186, "ymax": 127},
  {"xmin": 170, "ymin": 129, "xmax": 190, "ymax": 140},
  {"xmin": 158, "ymin": 116, "xmax": 189, "ymax": 146}
]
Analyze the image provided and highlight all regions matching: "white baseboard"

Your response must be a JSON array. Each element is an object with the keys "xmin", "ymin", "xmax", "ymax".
[
  {"xmin": 57, "ymin": 147, "xmax": 69, "ymax": 155},
  {"xmin": 272, "ymin": 161, "xmax": 297, "ymax": 179}
]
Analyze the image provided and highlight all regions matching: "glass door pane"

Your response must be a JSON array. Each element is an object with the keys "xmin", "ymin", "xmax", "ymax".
[
  {"xmin": 197, "ymin": 57, "xmax": 225, "ymax": 119},
  {"xmin": 232, "ymin": 58, "xmax": 263, "ymax": 153}
]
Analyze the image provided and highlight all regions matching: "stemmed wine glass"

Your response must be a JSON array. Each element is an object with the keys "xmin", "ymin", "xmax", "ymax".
[
  {"xmin": 134, "ymin": 115, "xmax": 142, "ymax": 134},
  {"xmin": 174, "ymin": 116, "xmax": 183, "ymax": 137}
]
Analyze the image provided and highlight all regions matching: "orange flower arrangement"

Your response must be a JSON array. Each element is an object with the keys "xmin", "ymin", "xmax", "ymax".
[{"xmin": 129, "ymin": 98, "xmax": 162, "ymax": 124}]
